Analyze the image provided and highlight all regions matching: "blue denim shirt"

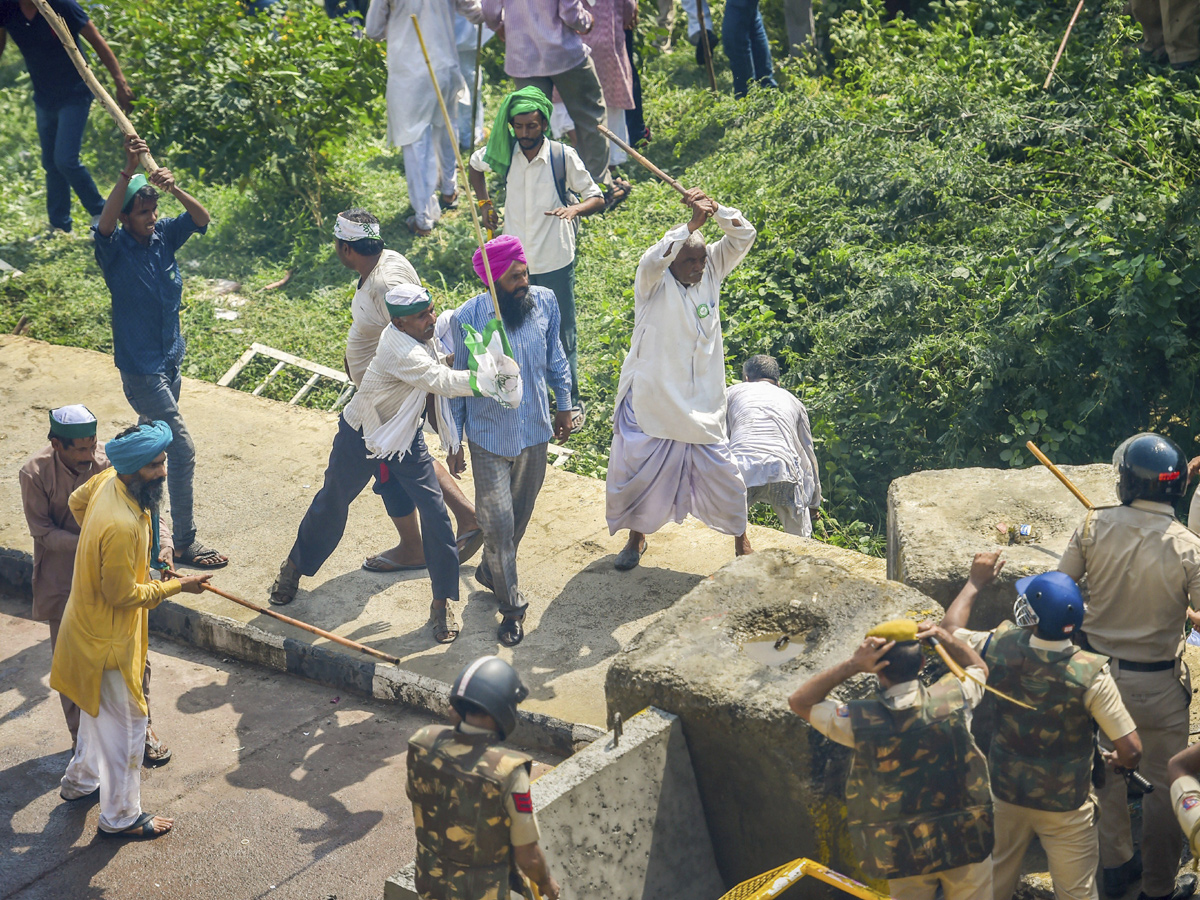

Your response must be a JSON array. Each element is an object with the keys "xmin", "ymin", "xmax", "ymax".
[
  {"xmin": 449, "ymin": 287, "xmax": 572, "ymax": 458},
  {"xmin": 93, "ymin": 212, "xmax": 206, "ymax": 374}
]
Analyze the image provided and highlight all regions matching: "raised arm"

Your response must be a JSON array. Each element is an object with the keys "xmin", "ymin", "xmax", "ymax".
[
  {"xmin": 149, "ymin": 168, "xmax": 210, "ymax": 229},
  {"xmin": 706, "ymin": 204, "xmax": 757, "ymax": 282},
  {"xmin": 917, "ymin": 621, "xmax": 989, "ymax": 680},
  {"xmin": 79, "ymin": 21, "xmax": 134, "ymax": 112},
  {"xmin": 633, "ymin": 192, "xmax": 711, "ymax": 298},
  {"xmin": 788, "ymin": 637, "xmax": 893, "ymax": 720},
  {"xmin": 96, "ymin": 135, "xmax": 143, "ymax": 238},
  {"xmin": 940, "ymin": 551, "xmax": 1006, "ymax": 632}
]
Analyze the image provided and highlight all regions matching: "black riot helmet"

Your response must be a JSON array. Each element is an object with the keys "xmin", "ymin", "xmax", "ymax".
[
  {"xmin": 450, "ymin": 656, "xmax": 529, "ymax": 740},
  {"xmin": 1112, "ymin": 432, "xmax": 1188, "ymax": 506}
]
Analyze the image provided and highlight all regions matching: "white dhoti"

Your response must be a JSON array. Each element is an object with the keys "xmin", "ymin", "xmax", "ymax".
[
  {"xmin": 402, "ymin": 122, "xmax": 458, "ymax": 231},
  {"xmin": 61, "ymin": 668, "xmax": 147, "ymax": 832},
  {"xmin": 747, "ymin": 481, "xmax": 813, "ymax": 537},
  {"xmin": 606, "ymin": 394, "xmax": 747, "ymax": 536}
]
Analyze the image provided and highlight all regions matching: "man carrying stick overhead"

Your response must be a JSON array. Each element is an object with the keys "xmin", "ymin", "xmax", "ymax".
[
  {"xmin": 51, "ymin": 422, "xmax": 210, "ymax": 839},
  {"xmin": 606, "ymin": 187, "xmax": 756, "ymax": 570}
]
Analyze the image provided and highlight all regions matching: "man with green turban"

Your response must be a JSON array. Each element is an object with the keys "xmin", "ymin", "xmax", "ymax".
[{"xmin": 469, "ymin": 86, "xmax": 605, "ymax": 419}]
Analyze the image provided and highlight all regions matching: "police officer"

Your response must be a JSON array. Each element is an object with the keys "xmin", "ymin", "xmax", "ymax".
[
  {"xmin": 789, "ymin": 619, "xmax": 994, "ymax": 900},
  {"xmin": 406, "ymin": 656, "xmax": 561, "ymax": 900},
  {"xmin": 1059, "ymin": 433, "xmax": 1200, "ymax": 900},
  {"xmin": 1168, "ymin": 742, "xmax": 1200, "ymax": 874},
  {"xmin": 940, "ymin": 553, "xmax": 1142, "ymax": 900}
]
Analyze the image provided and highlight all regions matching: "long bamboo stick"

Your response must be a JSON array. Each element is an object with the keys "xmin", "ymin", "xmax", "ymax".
[
  {"xmin": 695, "ymin": 0, "xmax": 718, "ymax": 94},
  {"xmin": 411, "ymin": 15, "xmax": 503, "ymax": 323},
  {"xmin": 28, "ymin": 0, "xmax": 158, "ymax": 171},
  {"xmin": 1025, "ymin": 440, "xmax": 1095, "ymax": 509},
  {"xmin": 471, "ymin": 24, "xmax": 484, "ymax": 151},
  {"xmin": 598, "ymin": 124, "xmax": 687, "ymax": 196},
  {"xmin": 1043, "ymin": 0, "xmax": 1085, "ymax": 90}
]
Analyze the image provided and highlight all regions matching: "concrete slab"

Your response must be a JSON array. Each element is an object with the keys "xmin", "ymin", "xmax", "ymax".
[
  {"xmin": 386, "ymin": 707, "xmax": 725, "ymax": 900},
  {"xmin": 0, "ymin": 595, "xmax": 562, "ymax": 900},
  {"xmin": 0, "ymin": 336, "xmax": 883, "ymax": 730},
  {"xmin": 887, "ymin": 464, "xmax": 1118, "ymax": 628}
]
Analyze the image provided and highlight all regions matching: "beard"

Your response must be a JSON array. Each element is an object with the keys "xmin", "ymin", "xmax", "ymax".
[
  {"xmin": 128, "ymin": 475, "xmax": 166, "ymax": 512},
  {"xmin": 497, "ymin": 284, "xmax": 535, "ymax": 329}
]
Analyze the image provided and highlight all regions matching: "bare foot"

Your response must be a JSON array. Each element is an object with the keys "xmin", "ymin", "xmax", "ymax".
[
  {"xmin": 133, "ymin": 815, "xmax": 173, "ymax": 836},
  {"xmin": 366, "ymin": 544, "xmax": 425, "ymax": 568},
  {"xmin": 735, "ymin": 533, "xmax": 753, "ymax": 556},
  {"xmin": 455, "ymin": 515, "xmax": 480, "ymax": 541}
]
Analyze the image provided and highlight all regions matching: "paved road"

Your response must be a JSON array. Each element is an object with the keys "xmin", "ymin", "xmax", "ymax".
[{"xmin": 0, "ymin": 597, "xmax": 558, "ymax": 900}]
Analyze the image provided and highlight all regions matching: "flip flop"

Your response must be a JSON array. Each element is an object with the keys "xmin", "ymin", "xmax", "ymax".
[
  {"xmin": 362, "ymin": 554, "xmax": 427, "ymax": 572},
  {"xmin": 100, "ymin": 811, "xmax": 171, "ymax": 839},
  {"xmin": 432, "ymin": 604, "xmax": 461, "ymax": 644},
  {"xmin": 456, "ymin": 529, "xmax": 484, "ymax": 564},
  {"xmin": 174, "ymin": 541, "xmax": 229, "ymax": 569},
  {"xmin": 143, "ymin": 733, "xmax": 172, "ymax": 767}
]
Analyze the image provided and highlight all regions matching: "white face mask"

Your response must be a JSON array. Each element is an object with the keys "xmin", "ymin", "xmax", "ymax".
[{"xmin": 1013, "ymin": 593, "xmax": 1040, "ymax": 628}]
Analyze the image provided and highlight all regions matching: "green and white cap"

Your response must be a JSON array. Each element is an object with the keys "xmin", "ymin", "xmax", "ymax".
[
  {"xmin": 385, "ymin": 284, "xmax": 432, "ymax": 319},
  {"xmin": 49, "ymin": 405, "xmax": 97, "ymax": 440},
  {"xmin": 123, "ymin": 173, "xmax": 149, "ymax": 210}
]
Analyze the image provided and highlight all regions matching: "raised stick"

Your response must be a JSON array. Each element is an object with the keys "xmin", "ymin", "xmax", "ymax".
[
  {"xmin": 1025, "ymin": 440, "xmax": 1095, "ymax": 509},
  {"xmin": 471, "ymin": 24, "xmax": 484, "ymax": 151},
  {"xmin": 28, "ymin": 0, "xmax": 158, "ymax": 172},
  {"xmin": 411, "ymin": 14, "xmax": 503, "ymax": 323},
  {"xmin": 1043, "ymin": 0, "xmax": 1085, "ymax": 90},
  {"xmin": 696, "ymin": 0, "xmax": 718, "ymax": 93},
  {"xmin": 598, "ymin": 123, "xmax": 687, "ymax": 196},
  {"xmin": 928, "ymin": 637, "xmax": 1035, "ymax": 710}
]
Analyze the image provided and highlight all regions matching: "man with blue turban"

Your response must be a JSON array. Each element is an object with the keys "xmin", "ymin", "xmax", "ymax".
[{"xmin": 51, "ymin": 422, "xmax": 209, "ymax": 839}]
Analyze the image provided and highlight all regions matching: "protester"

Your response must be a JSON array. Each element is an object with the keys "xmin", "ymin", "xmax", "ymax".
[
  {"xmin": 51, "ymin": 422, "xmax": 210, "ymax": 838},
  {"xmin": 469, "ymin": 88, "xmax": 604, "ymax": 419},
  {"xmin": 365, "ymin": 0, "xmax": 483, "ymax": 237},
  {"xmin": 448, "ymin": 236, "xmax": 574, "ymax": 647},
  {"xmin": 334, "ymin": 209, "xmax": 483, "ymax": 571},
  {"xmin": 582, "ymin": 0, "xmax": 636, "ymax": 175},
  {"xmin": 454, "ymin": 14, "xmax": 494, "ymax": 151},
  {"xmin": 624, "ymin": 26, "xmax": 651, "ymax": 146},
  {"xmin": 270, "ymin": 285, "xmax": 519, "ymax": 643},
  {"xmin": 94, "ymin": 135, "xmax": 226, "ymax": 570},
  {"xmin": 21, "ymin": 406, "xmax": 173, "ymax": 764},
  {"xmin": 726, "ymin": 354, "xmax": 821, "ymax": 549},
  {"xmin": 722, "ymin": 0, "xmax": 779, "ymax": 97},
  {"xmin": 0, "ymin": 0, "xmax": 134, "ymax": 235},
  {"xmin": 789, "ymin": 620, "xmax": 995, "ymax": 900},
  {"xmin": 481, "ymin": 0, "xmax": 621, "ymax": 202},
  {"xmin": 606, "ymin": 188, "xmax": 756, "ymax": 570}
]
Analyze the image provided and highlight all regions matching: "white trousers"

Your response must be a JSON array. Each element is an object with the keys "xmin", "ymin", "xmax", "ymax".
[
  {"xmin": 402, "ymin": 122, "xmax": 458, "ymax": 231},
  {"xmin": 60, "ymin": 669, "xmax": 147, "ymax": 833}
]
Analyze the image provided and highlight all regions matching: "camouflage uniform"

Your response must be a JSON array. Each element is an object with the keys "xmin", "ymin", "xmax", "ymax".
[{"xmin": 407, "ymin": 724, "xmax": 534, "ymax": 900}]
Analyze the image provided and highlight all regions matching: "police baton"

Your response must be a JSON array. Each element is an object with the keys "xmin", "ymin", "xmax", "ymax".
[
  {"xmin": 1026, "ymin": 441, "xmax": 1096, "ymax": 509},
  {"xmin": 925, "ymin": 635, "xmax": 1036, "ymax": 711}
]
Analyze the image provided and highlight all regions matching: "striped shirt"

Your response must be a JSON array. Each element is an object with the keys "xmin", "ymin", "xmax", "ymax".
[
  {"xmin": 480, "ymin": 0, "xmax": 592, "ymax": 78},
  {"xmin": 449, "ymin": 288, "xmax": 572, "ymax": 457}
]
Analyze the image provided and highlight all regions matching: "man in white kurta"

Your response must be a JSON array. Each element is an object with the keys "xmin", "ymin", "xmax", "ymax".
[
  {"xmin": 605, "ymin": 189, "xmax": 757, "ymax": 570},
  {"xmin": 365, "ymin": 0, "xmax": 483, "ymax": 236},
  {"xmin": 726, "ymin": 353, "xmax": 821, "ymax": 546}
]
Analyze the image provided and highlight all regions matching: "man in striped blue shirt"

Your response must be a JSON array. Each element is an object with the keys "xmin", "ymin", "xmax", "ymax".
[{"xmin": 448, "ymin": 235, "xmax": 573, "ymax": 647}]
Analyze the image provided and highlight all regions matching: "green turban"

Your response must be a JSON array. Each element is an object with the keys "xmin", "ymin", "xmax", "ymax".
[{"xmin": 481, "ymin": 86, "xmax": 554, "ymax": 180}]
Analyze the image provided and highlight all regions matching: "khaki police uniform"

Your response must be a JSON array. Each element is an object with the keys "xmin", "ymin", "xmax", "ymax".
[
  {"xmin": 1058, "ymin": 500, "xmax": 1200, "ymax": 898},
  {"xmin": 809, "ymin": 668, "xmax": 993, "ymax": 900},
  {"xmin": 1171, "ymin": 773, "xmax": 1200, "ymax": 859},
  {"xmin": 956, "ymin": 628, "xmax": 1135, "ymax": 900}
]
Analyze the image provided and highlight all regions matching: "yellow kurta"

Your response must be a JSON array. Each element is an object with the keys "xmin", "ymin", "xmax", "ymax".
[{"xmin": 49, "ymin": 467, "xmax": 181, "ymax": 718}]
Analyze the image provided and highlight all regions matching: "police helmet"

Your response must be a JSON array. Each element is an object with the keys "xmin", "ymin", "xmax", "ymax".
[
  {"xmin": 1112, "ymin": 432, "xmax": 1188, "ymax": 506},
  {"xmin": 449, "ymin": 656, "xmax": 529, "ymax": 739},
  {"xmin": 1013, "ymin": 572, "xmax": 1084, "ymax": 637}
]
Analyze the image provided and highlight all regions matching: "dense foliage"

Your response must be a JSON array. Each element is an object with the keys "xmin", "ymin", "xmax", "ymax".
[{"xmin": 3, "ymin": 0, "xmax": 1199, "ymax": 556}]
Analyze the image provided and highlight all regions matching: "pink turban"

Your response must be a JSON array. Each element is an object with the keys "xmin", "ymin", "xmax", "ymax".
[{"xmin": 472, "ymin": 235, "xmax": 527, "ymax": 285}]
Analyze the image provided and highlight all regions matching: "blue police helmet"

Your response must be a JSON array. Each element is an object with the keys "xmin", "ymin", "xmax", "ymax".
[{"xmin": 1013, "ymin": 572, "xmax": 1085, "ymax": 637}]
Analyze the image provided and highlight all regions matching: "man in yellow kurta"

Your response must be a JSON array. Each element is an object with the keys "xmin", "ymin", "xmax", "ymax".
[{"xmin": 51, "ymin": 421, "xmax": 208, "ymax": 838}]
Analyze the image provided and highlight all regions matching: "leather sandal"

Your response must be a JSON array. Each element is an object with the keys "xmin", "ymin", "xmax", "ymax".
[
  {"xmin": 268, "ymin": 559, "xmax": 300, "ymax": 606},
  {"xmin": 431, "ymin": 603, "xmax": 461, "ymax": 644}
]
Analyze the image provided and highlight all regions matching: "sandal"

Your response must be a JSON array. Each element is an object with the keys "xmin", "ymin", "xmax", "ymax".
[
  {"xmin": 405, "ymin": 215, "xmax": 432, "ymax": 237},
  {"xmin": 143, "ymin": 729, "xmax": 172, "ymax": 767},
  {"xmin": 569, "ymin": 403, "xmax": 586, "ymax": 431},
  {"xmin": 268, "ymin": 559, "xmax": 300, "ymax": 606},
  {"xmin": 362, "ymin": 554, "xmax": 427, "ymax": 572},
  {"xmin": 456, "ymin": 529, "xmax": 484, "ymax": 564},
  {"xmin": 602, "ymin": 178, "xmax": 632, "ymax": 212},
  {"xmin": 498, "ymin": 616, "xmax": 524, "ymax": 647},
  {"xmin": 173, "ymin": 541, "xmax": 228, "ymax": 569},
  {"xmin": 100, "ymin": 811, "xmax": 172, "ymax": 839},
  {"xmin": 432, "ymin": 603, "xmax": 461, "ymax": 644},
  {"xmin": 439, "ymin": 191, "xmax": 459, "ymax": 210}
]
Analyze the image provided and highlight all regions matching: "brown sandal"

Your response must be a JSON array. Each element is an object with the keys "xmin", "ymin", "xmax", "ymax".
[{"xmin": 431, "ymin": 603, "xmax": 460, "ymax": 644}]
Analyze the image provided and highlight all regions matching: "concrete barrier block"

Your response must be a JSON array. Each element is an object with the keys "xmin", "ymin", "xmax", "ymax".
[{"xmin": 385, "ymin": 707, "xmax": 723, "ymax": 900}]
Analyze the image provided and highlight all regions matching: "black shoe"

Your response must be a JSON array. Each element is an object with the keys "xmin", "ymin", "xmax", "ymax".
[
  {"xmin": 498, "ymin": 616, "xmax": 524, "ymax": 647},
  {"xmin": 1138, "ymin": 875, "xmax": 1198, "ymax": 900},
  {"xmin": 1105, "ymin": 851, "xmax": 1143, "ymax": 899}
]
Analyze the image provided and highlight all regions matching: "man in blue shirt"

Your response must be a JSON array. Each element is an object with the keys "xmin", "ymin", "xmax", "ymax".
[
  {"xmin": 0, "ymin": 0, "xmax": 134, "ymax": 234},
  {"xmin": 93, "ymin": 135, "xmax": 227, "ymax": 569},
  {"xmin": 448, "ymin": 235, "xmax": 573, "ymax": 647}
]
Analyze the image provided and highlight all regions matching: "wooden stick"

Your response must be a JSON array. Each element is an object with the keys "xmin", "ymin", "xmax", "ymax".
[
  {"xmin": 929, "ymin": 638, "xmax": 1035, "ymax": 711},
  {"xmin": 471, "ymin": 24, "xmax": 484, "ymax": 151},
  {"xmin": 28, "ymin": 0, "xmax": 158, "ymax": 172},
  {"xmin": 1043, "ymin": 0, "xmax": 1085, "ymax": 90},
  {"xmin": 199, "ymin": 581, "xmax": 402, "ymax": 666},
  {"xmin": 1025, "ymin": 440, "xmax": 1095, "ymax": 509},
  {"xmin": 696, "ymin": 0, "xmax": 718, "ymax": 94},
  {"xmin": 411, "ymin": 14, "xmax": 503, "ymax": 324},
  {"xmin": 598, "ymin": 124, "xmax": 688, "ymax": 196}
]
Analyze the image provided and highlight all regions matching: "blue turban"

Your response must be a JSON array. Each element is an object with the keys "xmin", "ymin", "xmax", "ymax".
[{"xmin": 106, "ymin": 421, "xmax": 173, "ymax": 474}]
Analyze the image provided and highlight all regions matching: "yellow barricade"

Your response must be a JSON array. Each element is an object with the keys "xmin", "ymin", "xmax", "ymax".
[{"xmin": 719, "ymin": 858, "xmax": 891, "ymax": 900}]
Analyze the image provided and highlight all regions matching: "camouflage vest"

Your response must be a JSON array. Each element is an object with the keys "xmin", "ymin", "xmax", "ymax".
[
  {"xmin": 986, "ymin": 620, "xmax": 1107, "ymax": 812},
  {"xmin": 406, "ymin": 725, "xmax": 533, "ymax": 900},
  {"xmin": 845, "ymin": 675, "xmax": 994, "ymax": 880}
]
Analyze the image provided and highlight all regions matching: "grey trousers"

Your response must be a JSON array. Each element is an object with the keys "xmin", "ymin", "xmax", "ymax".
[
  {"xmin": 516, "ymin": 59, "xmax": 612, "ymax": 187},
  {"xmin": 470, "ymin": 441, "xmax": 548, "ymax": 618}
]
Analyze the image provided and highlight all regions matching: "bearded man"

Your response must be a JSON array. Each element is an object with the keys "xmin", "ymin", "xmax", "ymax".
[
  {"xmin": 51, "ymin": 422, "xmax": 209, "ymax": 838},
  {"xmin": 448, "ymin": 235, "xmax": 573, "ymax": 647}
]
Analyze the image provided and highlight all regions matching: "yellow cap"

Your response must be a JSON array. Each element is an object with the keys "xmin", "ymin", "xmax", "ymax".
[{"xmin": 866, "ymin": 619, "xmax": 919, "ymax": 642}]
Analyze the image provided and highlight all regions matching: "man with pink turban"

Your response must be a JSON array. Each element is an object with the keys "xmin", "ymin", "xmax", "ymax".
[{"xmin": 447, "ymin": 235, "xmax": 574, "ymax": 647}]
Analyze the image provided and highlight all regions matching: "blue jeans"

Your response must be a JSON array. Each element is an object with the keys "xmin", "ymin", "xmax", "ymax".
[
  {"xmin": 529, "ymin": 261, "xmax": 579, "ymax": 407},
  {"xmin": 35, "ymin": 97, "xmax": 105, "ymax": 232},
  {"xmin": 120, "ymin": 361, "xmax": 198, "ymax": 549},
  {"xmin": 722, "ymin": 0, "xmax": 779, "ymax": 98}
]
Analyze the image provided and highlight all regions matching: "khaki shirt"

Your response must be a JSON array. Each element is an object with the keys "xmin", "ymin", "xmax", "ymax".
[
  {"xmin": 1058, "ymin": 501, "xmax": 1200, "ymax": 662},
  {"xmin": 458, "ymin": 723, "xmax": 540, "ymax": 846},
  {"xmin": 809, "ymin": 669, "xmax": 987, "ymax": 749},
  {"xmin": 1172, "ymin": 774, "xmax": 1200, "ymax": 859},
  {"xmin": 955, "ymin": 628, "xmax": 1136, "ymax": 741}
]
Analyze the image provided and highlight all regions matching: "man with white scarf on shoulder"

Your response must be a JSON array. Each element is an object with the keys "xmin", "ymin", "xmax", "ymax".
[{"xmin": 269, "ymin": 284, "xmax": 519, "ymax": 644}]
